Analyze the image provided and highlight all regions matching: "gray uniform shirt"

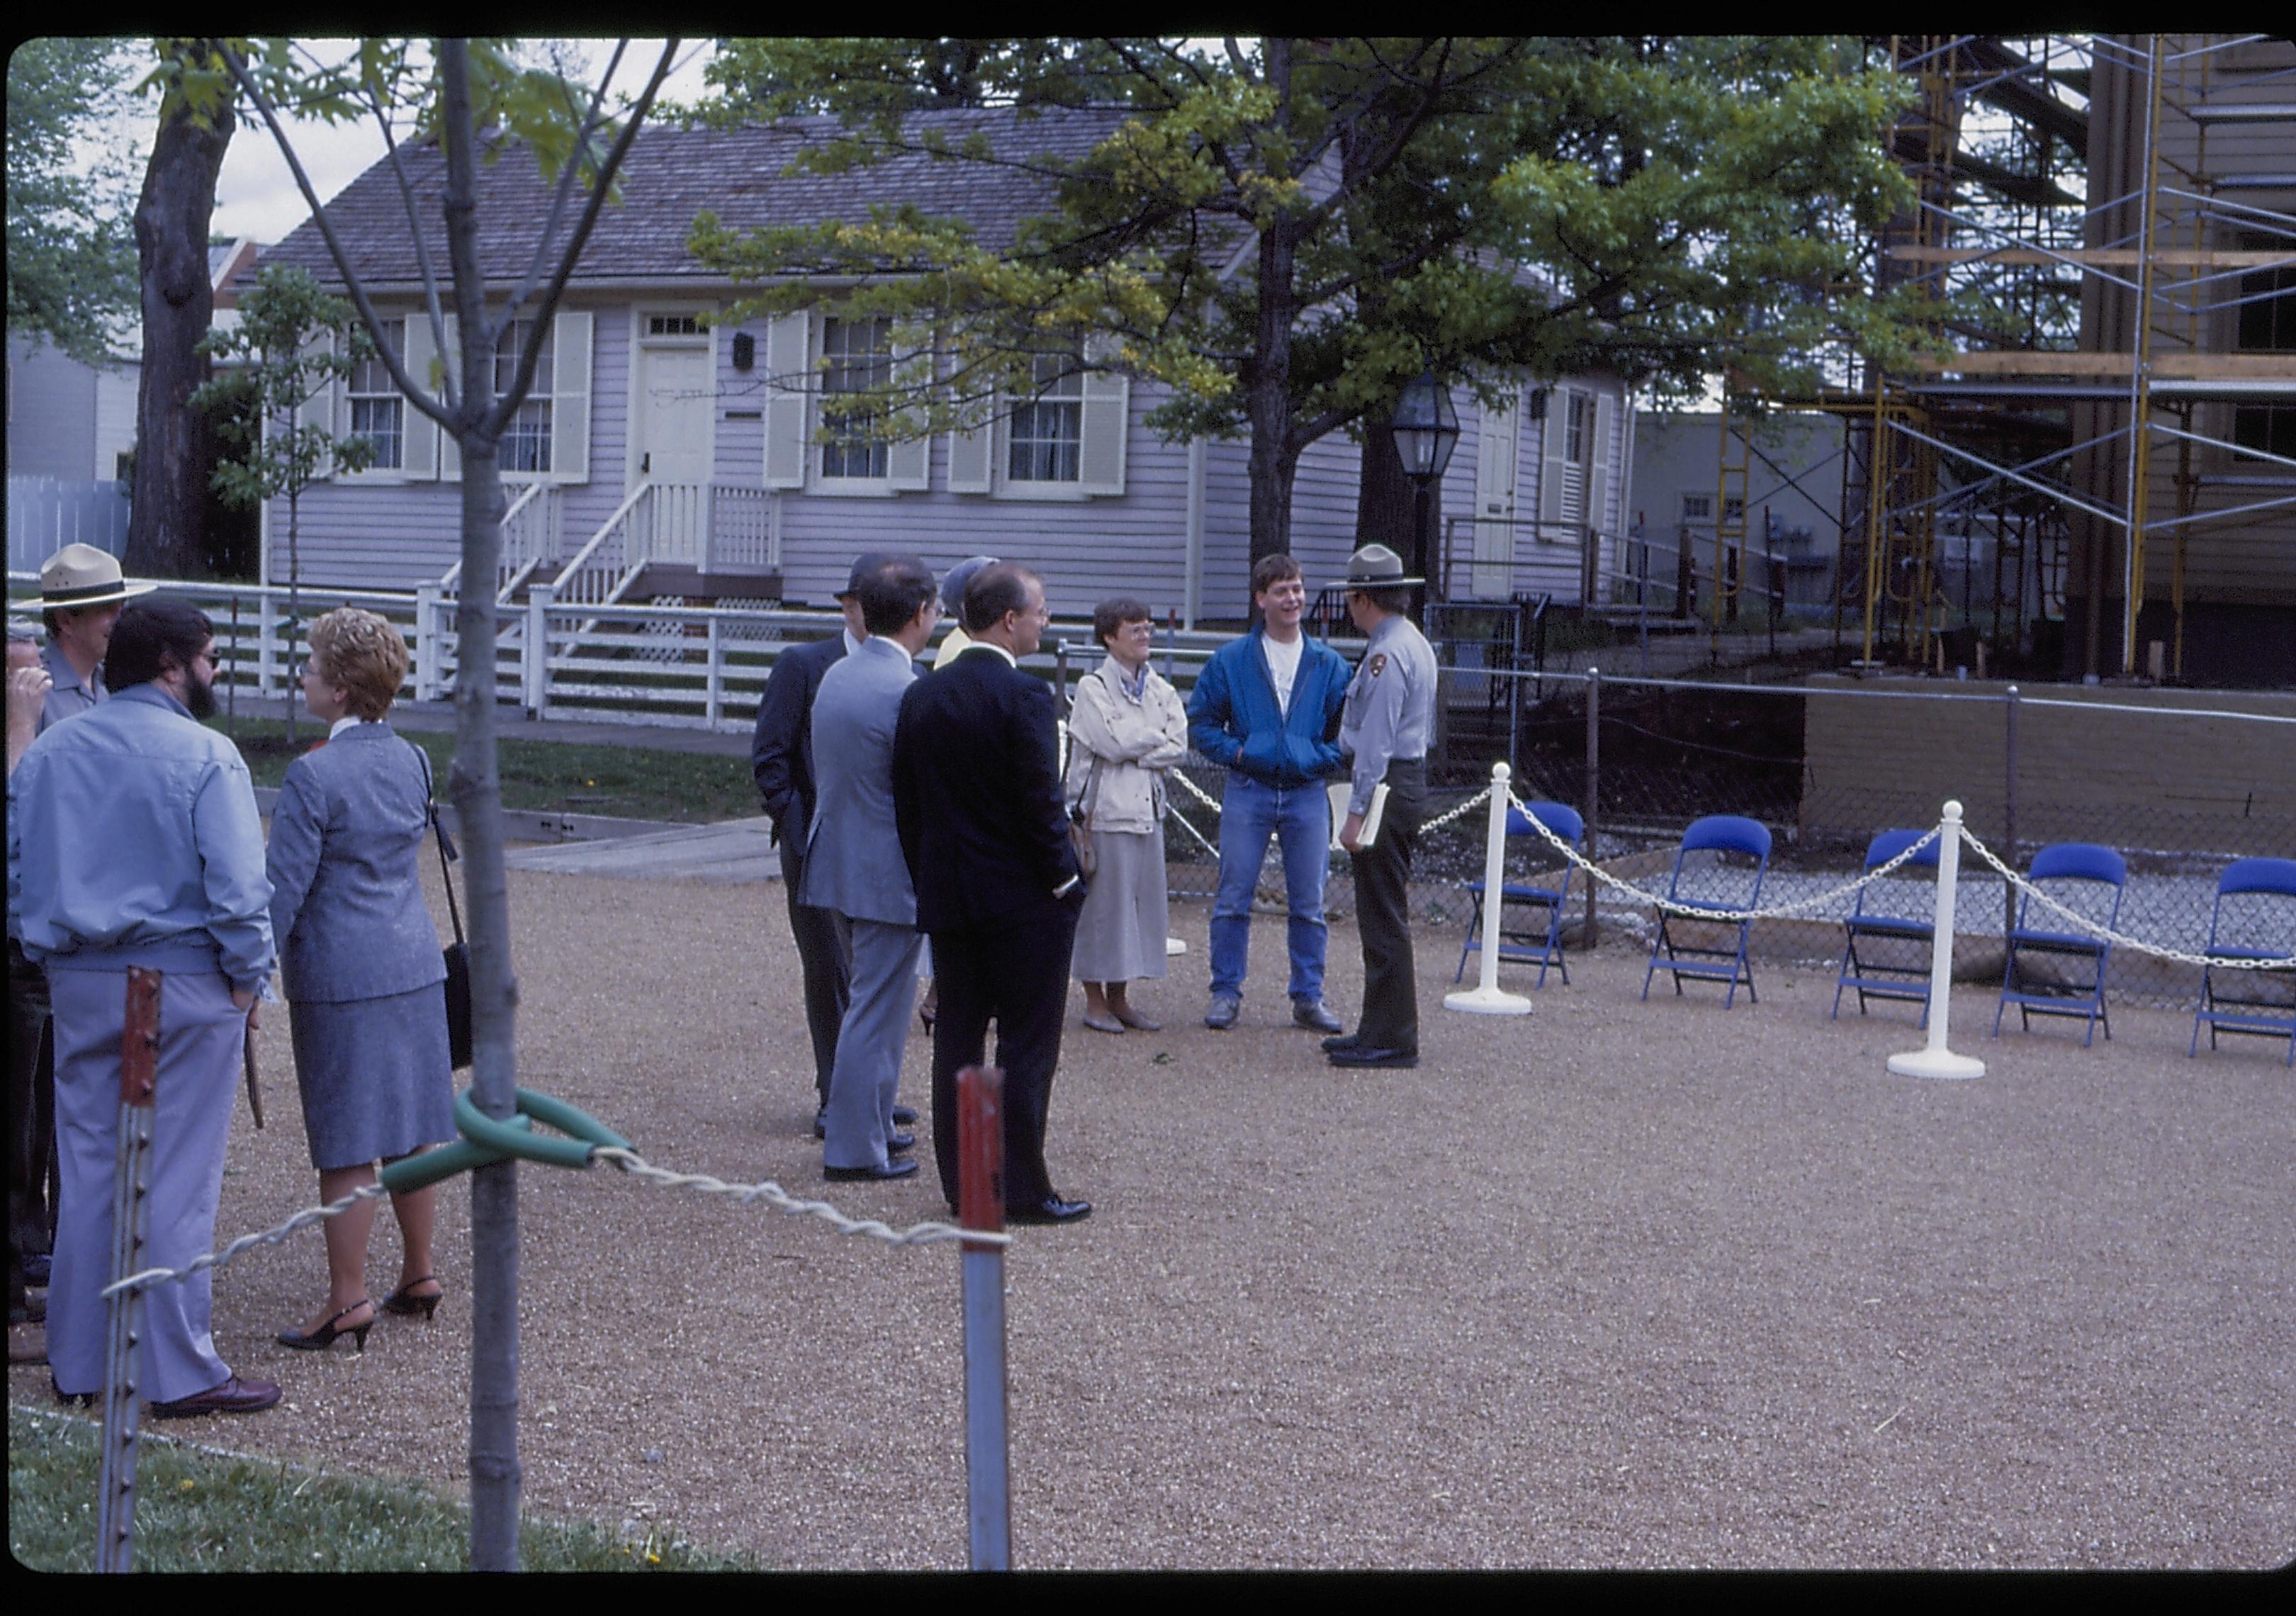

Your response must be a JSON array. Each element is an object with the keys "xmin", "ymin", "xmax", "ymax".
[
  {"xmin": 37, "ymin": 640, "xmax": 104, "ymax": 734},
  {"xmin": 1338, "ymin": 613, "xmax": 1438, "ymax": 818}
]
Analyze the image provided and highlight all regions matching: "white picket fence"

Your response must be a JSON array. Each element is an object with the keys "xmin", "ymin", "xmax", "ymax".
[
  {"xmin": 4, "ymin": 572, "xmax": 1231, "ymax": 733},
  {"xmin": 7, "ymin": 477, "xmax": 132, "ymax": 573}
]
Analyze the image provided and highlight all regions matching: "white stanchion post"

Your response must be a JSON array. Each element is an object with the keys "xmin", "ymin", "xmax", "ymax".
[
  {"xmin": 1886, "ymin": 800, "xmax": 1986, "ymax": 1080},
  {"xmin": 1445, "ymin": 762, "xmax": 1534, "ymax": 1016}
]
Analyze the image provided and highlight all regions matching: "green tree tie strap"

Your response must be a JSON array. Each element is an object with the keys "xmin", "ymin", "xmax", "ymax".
[{"xmin": 379, "ymin": 1089, "xmax": 633, "ymax": 1194}]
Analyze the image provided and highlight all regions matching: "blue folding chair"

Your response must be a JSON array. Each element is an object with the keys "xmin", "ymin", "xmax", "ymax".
[
  {"xmin": 2189, "ymin": 856, "xmax": 2296, "ymax": 1067},
  {"xmin": 1993, "ymin": 841, "xmax": 2126, "ymax": 1047},
  {"xmin": 1642, "ymin": 815, "xmax": 1771, "ymax": 1009},
  {"xmin": 1454, "ymin": 800, "xmax": 1583, "ymax": 989},
  {"xmin": 1831, "ymin": 829, "xmax": 1942, "ymax": 1025}
]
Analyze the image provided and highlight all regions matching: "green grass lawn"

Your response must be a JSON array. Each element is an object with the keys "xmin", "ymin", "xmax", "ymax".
[
  {"xmin": 8, "ymin": 1404, "xmax": 758, "ymax": 1572},
  {"xmin": 208, "ymin": 717, "xmax": 760, "ymax": 824}
]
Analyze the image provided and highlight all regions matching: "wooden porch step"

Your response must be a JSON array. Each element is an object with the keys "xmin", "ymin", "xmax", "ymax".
[{"xmin": 628, "ymin": 561, "xmax": 785, "ymax": 605}]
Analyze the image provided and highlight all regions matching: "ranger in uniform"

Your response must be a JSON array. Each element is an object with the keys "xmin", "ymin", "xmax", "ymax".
[{"xmin": 1326, "ymin": 544, "xmax": 1439, "ymax": 1070}]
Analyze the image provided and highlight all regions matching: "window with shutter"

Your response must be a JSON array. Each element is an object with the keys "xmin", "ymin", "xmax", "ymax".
[
  {"xmin": 989, "ymin": 346, "xmax": 1127, "ymax": 499},
  {"xmin": 346, "ymin": 317, "xmax": 405, "ymax": 471},
  {"xmin": 762, "ymin": 310, "xmax": 809, "ymax": 490},
  {"xmin": 820, "ymin": 315, "xmax": 892, "ymax": 480},
  {"xmin": 495, "ymin": 318, "xmax": 555, "ymax": 475}
]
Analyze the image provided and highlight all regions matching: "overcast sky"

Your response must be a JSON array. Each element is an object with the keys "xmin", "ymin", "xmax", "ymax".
[{"xmin": 107, "ymin": 38, "xmax": 720, "ymax": 245}]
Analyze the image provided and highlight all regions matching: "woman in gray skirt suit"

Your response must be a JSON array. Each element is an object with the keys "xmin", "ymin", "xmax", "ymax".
[
  {"xmin": 1065, "ymin": 597, "xmax": 1189, "ymax": 1033},
  {"xmin": 266, "ymin": 608, "xmax": 456, "ymax": 1350}
]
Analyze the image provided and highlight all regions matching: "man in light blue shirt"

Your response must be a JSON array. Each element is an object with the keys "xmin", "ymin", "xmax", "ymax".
[{"xmin": 8, "ymin": 598, "xmax": 282, "ymax": 1418}]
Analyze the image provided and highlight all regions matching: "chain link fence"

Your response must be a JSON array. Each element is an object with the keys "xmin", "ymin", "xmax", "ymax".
[{"xmin": 1147, "ymin": 667, "xmax": 2294, "ymax": 1011}]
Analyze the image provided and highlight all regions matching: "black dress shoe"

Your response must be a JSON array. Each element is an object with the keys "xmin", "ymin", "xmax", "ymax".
[
  {"xmin": 1327, "ymin": 1044, "xmax": 1418, "ymax": 1069},
  {"xmin": 51, "ymin": 1377, "xmax": 94, "ymax": 1409},
  {"xmin": 887, "ymin": 1130, "xmax": 916, "ymax": 1154},
  {"xmin": 149, "ymin": 1374, "xmax": 283, "ymax": 1420},
  {"xmin": 1006, "ymin": 1195, "xmax": 1092, "ymax": 1224},
  {"xmin": 892, "ymin": 1105, "xmax": 918, "ymax": 1126},
  {"xmin": 825, "ymin": 1158, "xmax": 921, "ymax": 1182},
  {"xmin": 1319, "ymin": 1033, "xmax": 1361, "ymax": 1053}
]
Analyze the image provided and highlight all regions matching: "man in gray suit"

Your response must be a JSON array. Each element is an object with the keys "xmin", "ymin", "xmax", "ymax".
[{"xmin": 803, "ymin": 556, "xmax": 940, "ymax": 1182}]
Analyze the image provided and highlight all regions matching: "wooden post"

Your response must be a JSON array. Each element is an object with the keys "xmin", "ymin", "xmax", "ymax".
[
  {"xmin": 97, "ymin": 967, "xmax": 162, "ymax": 1574},
  {"xmin": 957, "ymin": 1065, "xmax": 1012, "ymax": 1571}
]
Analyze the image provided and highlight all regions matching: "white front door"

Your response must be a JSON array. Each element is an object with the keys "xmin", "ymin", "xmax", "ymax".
[
  {"xmin": 634, "ymin": 339, "xmax": 715, "ymax": 563},
  {"xmin": 1472, "ymin": 392, "xmax": 1521, "ymax": 599}
]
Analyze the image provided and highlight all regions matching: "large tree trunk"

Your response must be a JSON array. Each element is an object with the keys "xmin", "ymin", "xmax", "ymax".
[
  {"xmin": 125, "ymin": 56, "xmax": 233, "ymax": 579},
  {"xmin": 1244, "ymin": 38, "xmax": 1298, "ymax": 572},
  {"xmin": 437, "ymin": 40, "xmax": 522, "ymax": 1573},
  {"xmin": 1354, "ymin": 415, "xmax": 1418, "ymax": 555}
]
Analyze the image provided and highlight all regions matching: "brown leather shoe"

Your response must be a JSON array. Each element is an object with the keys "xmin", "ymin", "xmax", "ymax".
[{"xmin": 149, "ymin": 1374, "xmax": 283, "ymax": 1420}]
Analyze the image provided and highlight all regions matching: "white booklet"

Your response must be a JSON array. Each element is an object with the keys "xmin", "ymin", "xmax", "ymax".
[{"xmin": 1328, "ymin": 780, "xmax": 1388, "ymax": 851}]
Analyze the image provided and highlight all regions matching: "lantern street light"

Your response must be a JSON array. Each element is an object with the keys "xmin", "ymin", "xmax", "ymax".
[{"xmin": 1390, "ymin": 368, "xmax": 1460, "ymax": 606}]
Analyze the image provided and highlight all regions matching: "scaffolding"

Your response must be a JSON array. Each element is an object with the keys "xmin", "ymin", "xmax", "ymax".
[{"xmin": 1720, "ymin": 33, "xmax": 2296, "ymax": 681}]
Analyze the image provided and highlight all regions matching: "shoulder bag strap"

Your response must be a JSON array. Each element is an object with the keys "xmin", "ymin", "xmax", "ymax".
[{"xmin": 416, "ymin": 745, "xmax": 465, "ymax": 948}]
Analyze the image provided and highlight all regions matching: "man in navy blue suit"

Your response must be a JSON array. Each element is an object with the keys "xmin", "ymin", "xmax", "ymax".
[{"xmin": 892, "ymin": 564, "xmax": 1091, "ymax": 1224}]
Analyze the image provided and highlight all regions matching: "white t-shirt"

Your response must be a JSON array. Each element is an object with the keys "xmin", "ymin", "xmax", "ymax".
[{"xmin": 1264, "ymin": 630, "xmax": 1305, "ymax": 717}]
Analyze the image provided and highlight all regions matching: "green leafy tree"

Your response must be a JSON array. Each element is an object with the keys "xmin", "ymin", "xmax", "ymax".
[
  {"xmin": 694, "ymin": 36, "xmax": 1925, "ymax": 571},
  {"xmin": 193, "ymin": 264, "xmax": 378, "ymax": 741},
  {"xmin": 160, "ymin": 35, "xmax": 680, "ymax": 1570},
  {"xmin": 5, "ymin": 37, "xmax": 141, "ymax": 365}
]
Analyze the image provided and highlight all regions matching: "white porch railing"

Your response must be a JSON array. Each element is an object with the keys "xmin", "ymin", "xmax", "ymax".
[
  {"xmin": 436, "ymin": 482, "xmax": 561, "ymax": 604},
  {"xmin": 555, "ymin": 482, "xmax": 653, "ymax": 610}
]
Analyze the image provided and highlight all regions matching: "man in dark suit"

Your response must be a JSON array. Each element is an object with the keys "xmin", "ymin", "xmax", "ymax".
[
  {"xmin": 753, "ymin": 554, "xmax": 914, "ymax": 1140},
  {"xmin": 892, "ymin": 564, "xmax": 1091, "ymax": 1225}
]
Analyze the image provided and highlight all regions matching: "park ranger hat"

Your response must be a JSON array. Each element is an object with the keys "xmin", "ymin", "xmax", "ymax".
[
  {"xmin": 39, "ymin": 544, "xmax": 154, "ymax": 611},
  {"xmin": 1329, "ymin": 542, "xmax": 1424, "ymax": 590}
]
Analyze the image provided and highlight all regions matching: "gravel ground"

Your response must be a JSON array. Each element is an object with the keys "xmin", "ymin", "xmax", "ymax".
[{"xmin": 10, "ymin": 857, "xmax": 2291, "ymax": 1571}]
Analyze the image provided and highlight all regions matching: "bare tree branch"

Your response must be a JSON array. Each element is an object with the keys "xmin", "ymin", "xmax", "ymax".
[
  {"xmin": 484, "ymin": 39, "xmax": 678, "ymax": 439},
  {"xmin": 220, "ymin": 40, "xmax": 451, "ymax": 430}
]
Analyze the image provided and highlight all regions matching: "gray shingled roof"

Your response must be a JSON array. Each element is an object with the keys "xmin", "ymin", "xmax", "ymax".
[{"xmin": 258, "ymin": 105, "xmax": 1148, "ymax": 288}]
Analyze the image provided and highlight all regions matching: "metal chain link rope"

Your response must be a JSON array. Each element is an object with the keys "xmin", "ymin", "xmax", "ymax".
[
  {"xmin": 1171, "ymin": 767, "xmax": 1223, "ymax": 815},
  {"xmin": 101, "ymin": 1184, "xmax": 391, "ymax": 1300},
  {"xmin": 1419, "ymin": 785, "xmax": 1495, "ymax": 834},
  {"xmin": 99, "ymin": 1145, "xmax": 1003, "ymax": 1300},
  {"xmin": 1505, "ymin": 789, "xmax": 1945, "ymax": 922},
  {"xmin": 1956, "ymin": 825, "xmax": 2295, "ymax": 972},
  {"xmin": 590, "ymin": 1147, "xmax": 1008, "ymax": 1247},
  {"xmin": 1170, "ymin": 767, "xmax": 1494, "ymax": 837}
]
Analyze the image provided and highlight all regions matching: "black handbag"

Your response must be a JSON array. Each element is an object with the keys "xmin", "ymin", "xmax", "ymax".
[{"xmin": 419, "ymin": 751, "xmax": 473, "ymax": 1070}]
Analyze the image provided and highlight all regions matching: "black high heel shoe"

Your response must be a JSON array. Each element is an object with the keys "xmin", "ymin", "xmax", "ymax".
[
  {"xmin": 278, "ymin": 1299, "xmax": 373, "ymax": 1353},
  {"xmin": 381, "ymin": 1276, "xmax": 442, "ymax": 1321}
]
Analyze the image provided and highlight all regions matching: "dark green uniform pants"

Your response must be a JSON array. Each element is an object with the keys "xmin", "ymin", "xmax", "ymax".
[{"xmin": 1351, "ymin": 759, "xmax": 1426, "ymax": 1051}]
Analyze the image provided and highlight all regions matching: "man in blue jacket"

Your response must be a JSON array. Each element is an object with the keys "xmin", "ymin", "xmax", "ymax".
[{"xmin": 1186, "ymin": 554, "xmax": 1352, "ymax": 1033}]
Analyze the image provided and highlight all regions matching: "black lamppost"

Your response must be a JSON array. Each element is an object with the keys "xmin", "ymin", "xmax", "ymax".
[{"xmin": 1390, "ymin": 368, "xmax": 1460, "ymax": 611}]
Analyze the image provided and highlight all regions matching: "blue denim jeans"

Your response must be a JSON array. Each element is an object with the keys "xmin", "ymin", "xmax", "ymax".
[{"xmin": 1209, "ymin": 774, "xmax": 1330, "ymax": 1003}]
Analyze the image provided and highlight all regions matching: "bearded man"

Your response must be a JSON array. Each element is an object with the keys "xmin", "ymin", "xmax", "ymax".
[{"xmin": 7, "ymin": 597, "xmax": 281, "ymax": 1417}]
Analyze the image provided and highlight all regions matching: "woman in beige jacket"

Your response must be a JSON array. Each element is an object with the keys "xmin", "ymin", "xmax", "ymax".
[{"xmin": 1065, "ymin": 597, "xmax": 1189, "ymax": 1033}]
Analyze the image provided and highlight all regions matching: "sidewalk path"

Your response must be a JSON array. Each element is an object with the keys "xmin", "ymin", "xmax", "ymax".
[{"xmin": 503, "ymin": 817, "xmax": 778, "ymax": 882}]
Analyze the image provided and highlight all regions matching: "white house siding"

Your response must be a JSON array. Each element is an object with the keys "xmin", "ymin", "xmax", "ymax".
[
  {"xmin": 7, "ymin": 336, "xmax": 101, "ymax": 483},
  {"xmin": 271, "ymin": 298, "xmax": 627, "ymax": 590},
  {"xmin": 276, "ymin": 296, "xmax": 1618, "ymax": 622},
  {"xmin": 92, "ymin": 365, "xmax": 139, "ymax": 483}
]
